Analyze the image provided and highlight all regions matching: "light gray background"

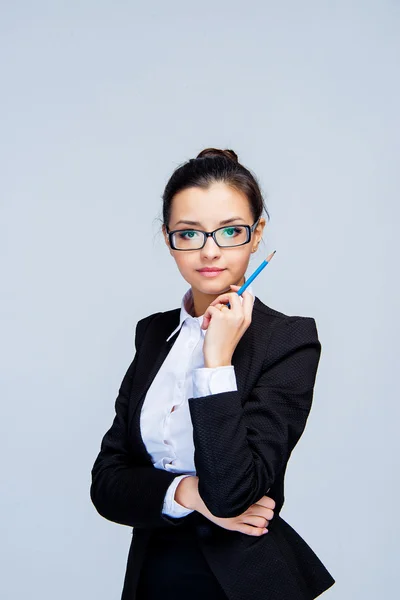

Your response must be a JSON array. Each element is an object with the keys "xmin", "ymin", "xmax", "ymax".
[{"xmin": 1, "ymin": 1, "xmax": 398, "ymax": 598}]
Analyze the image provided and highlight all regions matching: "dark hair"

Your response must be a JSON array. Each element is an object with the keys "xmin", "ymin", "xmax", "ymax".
[{"xmin": 159, "ymin": 147, "xmax": 269, "ymax": 235}]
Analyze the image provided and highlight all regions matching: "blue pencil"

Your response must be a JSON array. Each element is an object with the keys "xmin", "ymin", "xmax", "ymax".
[{"xmin": 226, "ymin": 250, "xmax": 276, "ymax": 308}]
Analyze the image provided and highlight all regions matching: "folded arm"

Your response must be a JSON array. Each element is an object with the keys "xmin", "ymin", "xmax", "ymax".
[{"xmin": 188, "ymin": 316, "xmax": 322, "ymax": 518}]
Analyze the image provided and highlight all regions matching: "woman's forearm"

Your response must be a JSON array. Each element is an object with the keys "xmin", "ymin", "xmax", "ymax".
[{"xmin": 175, "ymin": 475, "xmax": 213, "ymax": 518}]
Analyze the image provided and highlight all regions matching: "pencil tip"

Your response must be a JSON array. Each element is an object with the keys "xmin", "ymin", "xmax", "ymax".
[{"xmin": 266, "ymin": 250, "xmax": 276, "ymax": 262}]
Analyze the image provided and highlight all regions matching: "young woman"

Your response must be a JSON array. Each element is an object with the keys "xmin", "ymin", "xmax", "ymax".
[{"xmin": 90, "ymin": 148, "xmax": 336, "ymax": 600}]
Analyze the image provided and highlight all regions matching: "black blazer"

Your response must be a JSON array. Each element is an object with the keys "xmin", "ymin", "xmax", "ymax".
[{"xmin": 90, "ymin": 295, "xmax": 336, "ymax": 600}]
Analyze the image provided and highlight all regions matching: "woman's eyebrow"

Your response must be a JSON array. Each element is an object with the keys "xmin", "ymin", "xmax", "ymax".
[{"xmin": 174, "ymin": 217, "xmax": 246, "ymax": 227}]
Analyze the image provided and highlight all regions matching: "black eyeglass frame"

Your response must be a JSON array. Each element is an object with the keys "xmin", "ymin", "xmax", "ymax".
[{"xmin": 166, "ymin": 218, "xmax": 260, "ymax": 251}]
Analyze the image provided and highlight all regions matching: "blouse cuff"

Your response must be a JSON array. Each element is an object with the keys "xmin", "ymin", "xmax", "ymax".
[
  {"xmin": 192, "ymin": 365, "xmax": 238, "ymax": 398},
  {"xmin": 162, "ymin": 475, "xmax": 195, "ymax": 518}
]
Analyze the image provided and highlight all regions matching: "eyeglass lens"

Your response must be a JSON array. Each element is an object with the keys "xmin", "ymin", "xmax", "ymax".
[{"xmin": 171, "ymin": 225, "xmax": 249, "ymax": 250}]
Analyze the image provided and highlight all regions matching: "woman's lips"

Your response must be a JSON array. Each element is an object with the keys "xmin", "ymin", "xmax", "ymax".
[{"xmin": 197, "ymin": 269, "xmax": 226, "ymax": 278}]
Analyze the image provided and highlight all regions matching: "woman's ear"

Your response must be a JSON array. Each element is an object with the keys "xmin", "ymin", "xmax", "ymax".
[
  {"xmin": 252, "ymin": 218, "xmax": 266, "ymax": 251},
  {"xmin": 162, "ymin": 224, "xmax": 168, "ymax": 245},
  {"xmin": 162, "ymin": 224, "xmax": 174, "ymax": 256}
]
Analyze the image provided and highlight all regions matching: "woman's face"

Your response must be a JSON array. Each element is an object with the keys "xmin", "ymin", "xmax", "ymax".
[{"xmin": 162, "ymin": 182, "xmax": 266, "ymax": 297}]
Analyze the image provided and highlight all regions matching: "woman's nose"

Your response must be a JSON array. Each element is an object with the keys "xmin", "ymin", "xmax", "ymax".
[{"xmin": 200, "ymin": 235, "xmax": 222, "ymax": 258}]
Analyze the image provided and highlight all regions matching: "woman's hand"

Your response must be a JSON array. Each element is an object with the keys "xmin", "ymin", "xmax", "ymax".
[
  {"xmin": 201, "ymin": 284, "xmax": 255, "ymax": 368},
  {"xmin": 176, "ymin": 476, "xmax": 275, "ymax": 536},
  {"xmin": 198, "ymin": 493, "xmax": 275, "ymax": 536}
]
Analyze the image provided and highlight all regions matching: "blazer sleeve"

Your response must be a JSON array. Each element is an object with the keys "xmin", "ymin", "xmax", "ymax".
[
  {"xmin": 188, "ymin": 316, "xmax": 322, "ymax": 518},
  {"xmin": 90, "ymin": 314, "xmax": 192, "ymax": 529}
]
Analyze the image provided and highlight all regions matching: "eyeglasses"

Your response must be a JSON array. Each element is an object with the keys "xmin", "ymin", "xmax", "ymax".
[{"xmin": 166, "ymin": 219, "xmax": 260, "ymax": 251}]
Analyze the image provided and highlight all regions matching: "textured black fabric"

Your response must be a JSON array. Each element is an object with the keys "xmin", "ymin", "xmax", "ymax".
[{"xmin": 90, "ymin": 296, "xmax": 336, "ymax": 599}]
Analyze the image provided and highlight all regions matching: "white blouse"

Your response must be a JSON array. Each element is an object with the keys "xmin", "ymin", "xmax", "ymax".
[{"xmin": 139, "ymin": 284, "xmax": 255, "ymax": 518}]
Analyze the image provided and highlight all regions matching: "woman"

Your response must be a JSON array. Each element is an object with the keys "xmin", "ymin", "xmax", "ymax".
[{"xmin": 90, "ymin": 148, "xmax": 336, "ymax": 599}]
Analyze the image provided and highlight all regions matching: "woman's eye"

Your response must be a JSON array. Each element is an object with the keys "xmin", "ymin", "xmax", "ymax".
[
  {"xmin": 178, "ymin": 230, "xmax": 199, "ymax": 239},
  {"xmin": 222, "ymin": 227, "xmax": 242, "ymax": 237}
]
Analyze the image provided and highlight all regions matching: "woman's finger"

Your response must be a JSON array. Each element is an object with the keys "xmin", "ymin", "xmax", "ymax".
[
  {"xmin": 254, "ymin": 496, "xmax": 276, "ymax": 511},
  {"xmin": 201, "ymin": 304, "xmax": 222, "ymax": 329},
  {"xmin": 224, "ymin": 289, "xmax": 241, "ymax": 310},
  {"xmin": 238, "ymin": 524, "xmax": 268, "ymax": 536},
  {"xmin": 209, "ymin": 290, "xmax": 238, "ymax": 306},
  {"xmin": 241, "ymin": 515, "xmax": 269, "ymax": 529},
  {"xmin": 246, "ymin": 506, "xmax": 274, "ymax": 521}
]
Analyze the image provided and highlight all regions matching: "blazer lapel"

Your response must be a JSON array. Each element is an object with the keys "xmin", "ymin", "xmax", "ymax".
[{"xmin": 127, "ymin": 309, "xmax": 181, "ymax": 462}]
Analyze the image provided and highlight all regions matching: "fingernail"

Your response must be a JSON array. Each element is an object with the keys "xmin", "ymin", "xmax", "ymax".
[{"xmin": 262, "ymin": 529, "xmax": 268, "ymax": 534}]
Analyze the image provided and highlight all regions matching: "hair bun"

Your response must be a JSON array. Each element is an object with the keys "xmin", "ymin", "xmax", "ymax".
[{"xmin": 195, "ymin": 147, "xmax": 239, "ymax": 163}]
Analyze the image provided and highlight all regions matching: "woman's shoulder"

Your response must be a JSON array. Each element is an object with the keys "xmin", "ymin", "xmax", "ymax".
[
  {"xmin": 253, "ymin": 295, "xmax": 317, "ymax": 324},
  {"xmin": 136, "ymin": 307, "xmax": 179, "ymax": 329},
  {"xmin": 252, "ymin": 296, "xmax": 320, "ymax": 349},
  {"xmin": 134, "ymin": 307, "xmax": 180, "ymax": 344}
]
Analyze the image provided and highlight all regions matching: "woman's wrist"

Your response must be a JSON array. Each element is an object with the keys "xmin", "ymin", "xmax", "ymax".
[
  {"xmin": 204, "ymin": 358, "xmax": 232, "ymax": 368},
  {"xmin": 175, "ymin": 475, "xmax": 215, "ymax": 520},
  {"xmin": 175, "ymin": 475, "xmax": 201, "ymax": 511}
]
